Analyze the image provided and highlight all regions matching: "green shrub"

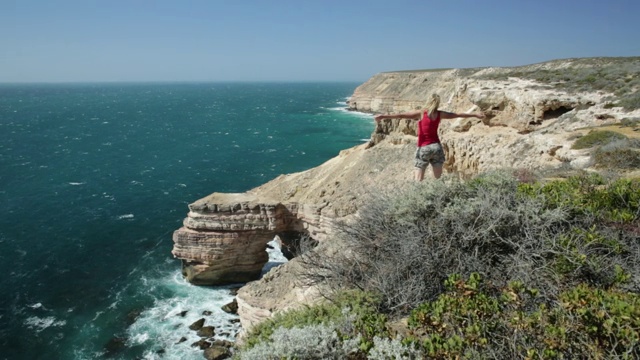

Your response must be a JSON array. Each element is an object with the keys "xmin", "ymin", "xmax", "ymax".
[
  {"xmin": 235, "ymin": 323, "xmax": 362, "ymax": 360},
  {"xmin": 518, "ymin": 174, "xmax": 640, "ymax": 223},
  {"xmin": 289, "ymin": 171, "xmax": 640, "ymax": 359},
  {"xmin": 618, "ymin": 117, "xmax": 640, "ymax": 128},
  {"xmin": 560, "ymin": 284, "xmax": 640, "ymax": 354},
  {"xmin": 619, "ymin": 93, "xmax": 640, "ymax": 111},
  {"xmin": 407, "ymin": 274, "xmax": 640, "ymax": 359},
  {"xmin": 571, "ymin": 130, "xmax": 628, "ymax": 149},
  {"xmin": 594, "ymin": 143, "xmax": 640, "ymax": 169},
  {"xmin": 239, "ymin": 289, "xmax": 388, "ymax": 355},
  {"xmin": 367, "ymin": 336, "xmax": 424, "ymax": 359}
]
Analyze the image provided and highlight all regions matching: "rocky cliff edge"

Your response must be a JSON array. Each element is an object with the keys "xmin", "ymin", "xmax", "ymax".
[{"xmin": 171, "ymin": 58, "xmax": 640, "ymax": 336}]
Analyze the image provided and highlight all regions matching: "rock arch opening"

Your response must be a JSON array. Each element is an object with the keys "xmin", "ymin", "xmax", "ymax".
[{"xmin": 275, "ymin": 230, "xmax": 317, "ymax": 260}]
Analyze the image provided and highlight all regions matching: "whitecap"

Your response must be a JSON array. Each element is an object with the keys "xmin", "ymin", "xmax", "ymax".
[
  {"xmin": 129, "ymin": 332, "xmax": 150, "ymax": 345},
  {"xmin": 92, "ymin": 311, "xmax": 104, "ymax": 321},
  {"xmin": 68, "ymin": 182, "xmax": 85, "ymax": 186},
  {"xmin": 24, "ymin": 316, "xmax": 66, "ymax": 332},
  {"xmin": 28, "ymin": 303, "xmax": 43, "ymax": 309},
  {"xmin": 117, "ymin": 214, "xmax": 134, "ymax": 220},
  {"xmin": 178, "ymin": 184, "xmax": 186, "ymax": 187}
]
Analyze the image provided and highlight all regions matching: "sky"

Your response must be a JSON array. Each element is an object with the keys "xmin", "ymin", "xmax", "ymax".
[{"xmin": 1, "ymin": 0, "xmax": 639, "ymax": 83}]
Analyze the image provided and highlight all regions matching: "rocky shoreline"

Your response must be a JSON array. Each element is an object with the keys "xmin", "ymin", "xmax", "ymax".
[{"xmin": 172, "ymin": 58, "xmax": 640, "ymax": 343}]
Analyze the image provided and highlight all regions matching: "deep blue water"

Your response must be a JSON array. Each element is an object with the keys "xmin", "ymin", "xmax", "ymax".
[{"xmin": 0, "ymin": 82, "xmax": 373, "ymax": 359}]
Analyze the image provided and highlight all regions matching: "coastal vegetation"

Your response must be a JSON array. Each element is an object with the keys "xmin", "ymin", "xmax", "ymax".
[
  {"xmin": 228, "ymin": 57, "xmax": 640, "ymax": 359},
  {"xmin": 570, "ymin": 128, "xmax": 640, "ymax": 169},
  {"xmin": 478, "ymin": 57, "xmax": 640, "ymax": 110},
  {"xmin": 233, "ymin": 170, "xmax": 640, "ymax": 359}
]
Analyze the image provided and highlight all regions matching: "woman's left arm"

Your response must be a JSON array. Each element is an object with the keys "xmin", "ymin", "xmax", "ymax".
[{"xmin": 440, "ymin": 111, "xmax": 485, "ymax": 120}]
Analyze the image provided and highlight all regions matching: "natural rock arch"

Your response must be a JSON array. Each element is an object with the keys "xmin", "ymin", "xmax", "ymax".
[{"xmin": 172, "ymin": 193, "xmax": 316, "ymax": 285}]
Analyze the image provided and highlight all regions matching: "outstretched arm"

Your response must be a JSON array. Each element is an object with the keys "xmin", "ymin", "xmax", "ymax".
[
  {"xmin": 440, "ymin": 111, "xmax": 485, "ymax": 120},
  {"xmin": 374, "ymin": 110, "xmax": 422, "ymax": 122}
]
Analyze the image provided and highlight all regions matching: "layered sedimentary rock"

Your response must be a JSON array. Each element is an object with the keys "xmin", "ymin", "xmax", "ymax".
[
  {"xmin": 172, "ymin": 194, "xmax": 280, "ymax": 285},
  {"xmin": 172, "ymin": 192, "xmax": 334, "ymax": 284},
  {"xmin": 172, "ymin": 58, "xmax": 640, "ymax": 335}
]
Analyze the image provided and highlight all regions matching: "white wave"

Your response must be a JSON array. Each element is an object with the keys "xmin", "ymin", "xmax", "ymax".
[
  {"xmin": 28, "ymin": 303, "xmax": 44, "ymax": 309},
  {"xmin": 24, "ymin": 316, "xmax": 66, "ymax": 333},
  {"xmin": 122, "ymin": 239, "xmax": 288, "ymax": 359},
  {"xmin": 329, "ymin": 106, "xmax": 375, "ymax": 119},
  {"xmin": 262, "ymin": 239, "xmax": 288, "ymax": 275},
  {"xmin": 125, "ymin": 274, "xmax": 241, "ymax": 359},
  {"xmin": 68, "ymin": 182, "xmax": 85, "ymax": 186},
  {"xmin": 117, "ymin": 214, "xmax": 134, "ymax": 220}
]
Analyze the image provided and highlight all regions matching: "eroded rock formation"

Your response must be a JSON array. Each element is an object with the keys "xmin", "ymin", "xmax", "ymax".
[
  {"xmin": 172, "ymin": 59, "xmax": 640, "ymax": 336},
  {"xmin": 172, "ymin": 193, "xmax": 307, "ymax": 285}
]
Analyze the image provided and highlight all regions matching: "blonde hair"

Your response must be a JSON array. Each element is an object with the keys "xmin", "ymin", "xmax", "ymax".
[{"xmin": 425, "ymin": 93, "xmax": 440, "ymax": 117}]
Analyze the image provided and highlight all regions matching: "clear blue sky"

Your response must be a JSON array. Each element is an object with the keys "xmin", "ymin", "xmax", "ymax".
[{"xmin": 1, "ymin": 0, "xmax": 639, "ymax": 82}]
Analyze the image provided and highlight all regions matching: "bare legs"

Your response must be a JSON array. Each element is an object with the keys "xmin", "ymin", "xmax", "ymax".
[
  {"xmin": 415, "ymin": 164, "xmax": 443, "ymax": 182},
  {"xmin": 432, "ymin": 164, "xmax": 443, "ymax": 179}
]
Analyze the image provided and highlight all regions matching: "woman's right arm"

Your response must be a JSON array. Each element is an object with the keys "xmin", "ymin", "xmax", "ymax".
[{"xmin": 374, "ymin": 111, "xmax": 422, "ymax": 122}]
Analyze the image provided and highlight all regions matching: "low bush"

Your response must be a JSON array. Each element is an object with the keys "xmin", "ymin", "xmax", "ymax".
[
  {"xmin": 237, "ymin": 290, "xmax": 388, "ymax": 358},
  {"xmin": 235, "ymin": 323, "xmax": 361, "ymax": 360},
  {"xmin": 245, "ymin": 171, "xmax": 640, "ymax": 359},
  {"xmin": 594, "ymin": 140, "xmax": 640, "ymax": 169},
  {"xmin": 302, "ymin": 171, "xmax": 639, "ymax": 313},
  {"xmin": 618, "ymin": 117, "xmax": 640, "ymax": 128},
  {"xmin": 571, "ymin": 130, "xmax": 628, "ymax": 149},
  {"xmin": 407, "ymin": 274, "xmax": 640, "ymax": 359}
]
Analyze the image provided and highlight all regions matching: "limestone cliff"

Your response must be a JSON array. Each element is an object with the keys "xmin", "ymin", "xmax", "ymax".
[{"xmin": 171, "ymin": 57, "xmax": 640, "ymax": 335}]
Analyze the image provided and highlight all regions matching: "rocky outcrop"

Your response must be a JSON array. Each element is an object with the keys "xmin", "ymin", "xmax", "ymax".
[
  {"xmin": 172, "ymin": 193, "xmax": 310, "ymax": 285},
  {"xmin": 172, "ymin": 58, "xmax": 640, "ymax": 335}
]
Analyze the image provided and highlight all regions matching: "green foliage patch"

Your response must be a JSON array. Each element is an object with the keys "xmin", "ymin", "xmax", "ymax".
[
  {"xmin": 240, "ymin": 290, "xmax": 388, "ymax": 355},
  {"xmin": 407, "ymin": 274, "xmax": 640, "ymax": 359},
  {"xmin": 517, "ymin": 173, "xmax": 640, "ymax": 223},
  {"xmin": 242, "ymin": 171, "xmax": 640, "ymax": 359},
  {"xmin": 571, "ymin": 130, "xmax": 628, "ymax": 149},
  {"xmin": 594, "ymin": 146, "xmax": 640, "ymax": 170}
]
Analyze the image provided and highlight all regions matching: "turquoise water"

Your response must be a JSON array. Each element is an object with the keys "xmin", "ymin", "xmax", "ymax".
[{"xmin": 0, "ymin": 82, "xmax": 373, "ymax": 359}]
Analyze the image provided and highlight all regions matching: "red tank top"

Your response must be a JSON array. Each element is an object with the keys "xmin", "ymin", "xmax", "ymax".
[{"xmin": 417, "ymin": 111, "xmax": 441, "ymax": 147}]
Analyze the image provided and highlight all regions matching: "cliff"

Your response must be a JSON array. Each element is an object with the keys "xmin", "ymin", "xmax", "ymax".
[{"xmin": 171, "ymin": 57, "xmax": 640, "ymax": 335}]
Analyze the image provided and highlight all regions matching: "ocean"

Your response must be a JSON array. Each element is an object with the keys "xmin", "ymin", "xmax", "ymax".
[{"xmin": 0, "ymin": 82, "xmax": 374, "ymax": 359}]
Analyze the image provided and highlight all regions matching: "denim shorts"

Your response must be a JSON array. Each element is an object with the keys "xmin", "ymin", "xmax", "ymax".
[{"xmin": 414, "ymin": 143, "xmax": 445, "ymax": 170}]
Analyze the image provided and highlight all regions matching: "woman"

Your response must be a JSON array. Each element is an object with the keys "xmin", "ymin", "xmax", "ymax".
[{"xmin": 374, "ymin": 94, "xmax": 484, "ymax": 181}]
